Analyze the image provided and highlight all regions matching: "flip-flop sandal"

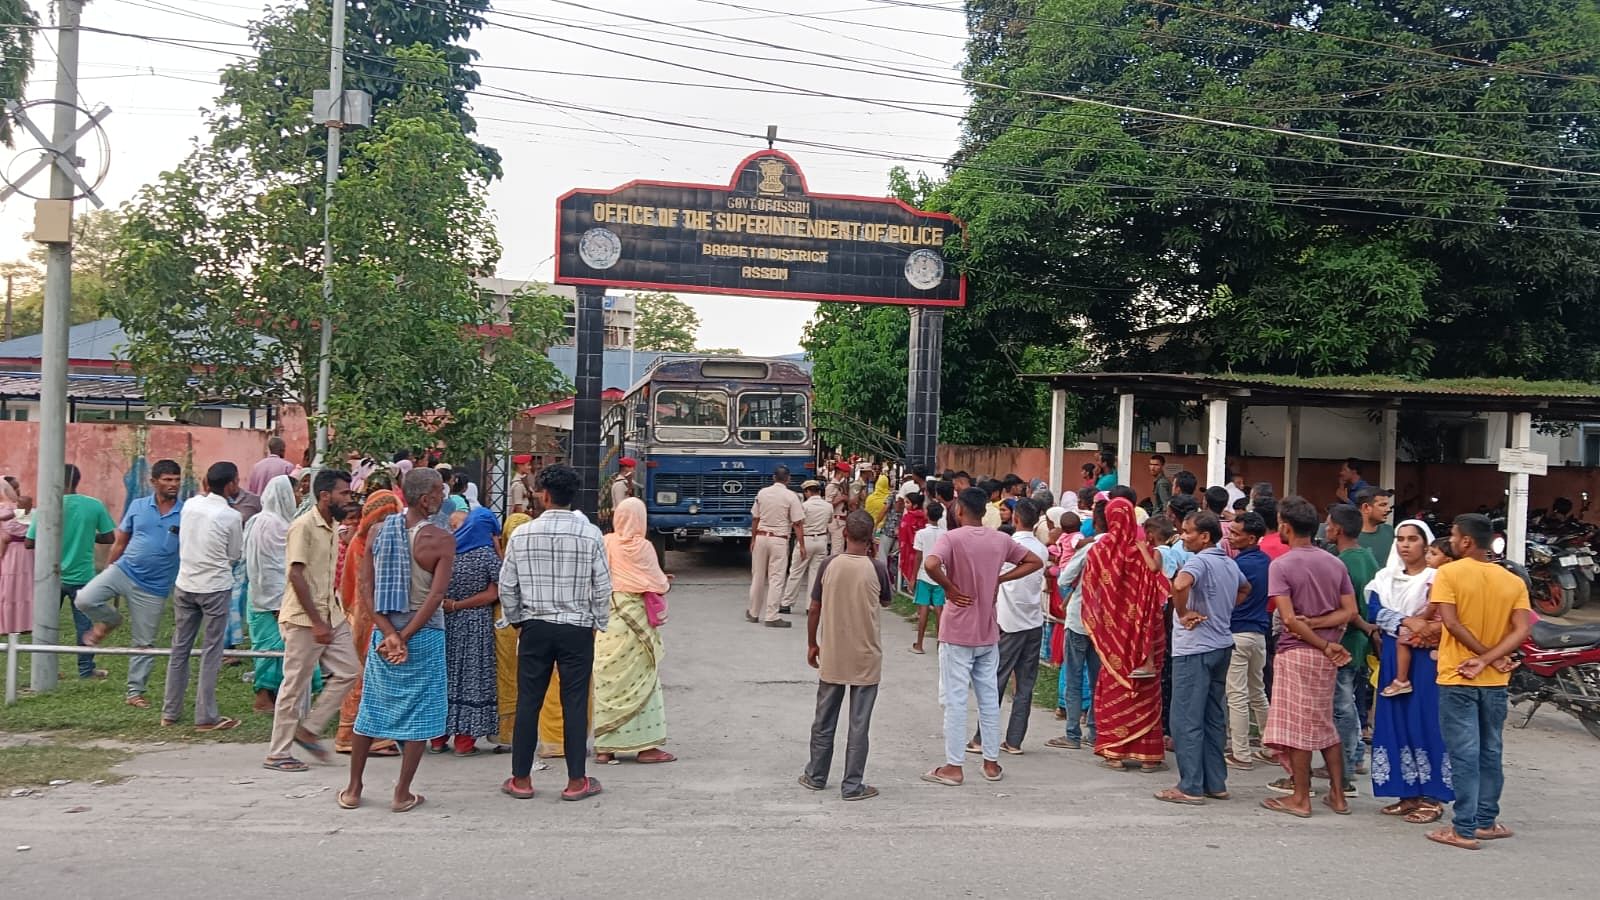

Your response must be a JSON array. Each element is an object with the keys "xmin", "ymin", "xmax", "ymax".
[
  {"xmin": 1154, "ymin": 789, "xmax": 1206, "ymax": 806},
  {"xmin": 797, "ymin": 774, "xmax": 825, "ymax": 792},
  {"xmin": 391, "ymin": 794, "xmax": 426, "ymax": 813},
  {"xmin": 843, "ymin": 786, "xmax": 880, "ymax": 801},
  {"xmin": 635, "ymin": 752, "xmax": 677, "ymax": 764},
  {"xmin": 1260, "ymin": 797, "xmax": 1312, "ymax": 819},
  {"xmin": 262, "ymin": 757, "xmax": 309, "ymax": 773},
  {"xmin": 453, "ymin": 747, "xmax": 481, "ymax": 758},
  {"xmin": 195, "ymin": 717, "xmax": 241, "ymax": 732},
  {"xmin": 83, "ymin": 623, "xmax": 114, "ymax": 647},
  {"xmin": 1405, "ymin": 804, "xmax": 1445, "ymax": 824},
  {"xmin": 1426, "ymin": 828, "xmax": 1480, "ymax": 851},
  {"xmin": 1381, "ymin": 800, "xmax": 1421, "ymax": 816},
  {"xmin": 501, "ymin": 778, "xmax": 535, "ymax": 800},
  {"xmin": 999, "ymin": 745, "xmax": 1024, "ymax": 756},
  {"xmin": 1206, "ymin": 792, "xmax": 1231, "ymax": 800},
  {"xmin": 1322, "ymin": 795, "xmax": 1353, "ymax": 816},
  {"xmin": 1475, "ymin": 824, "xmax": 1514, "ymax": 840},
  {"xmin": 909, "ymin": 647, "xmax": 925, "ymax": 655},
  {"xmin": 124, "ymin": 696, "xmax": 150, "ymax": 709},
  {"xmin": 982, "ymin": 768, "xmax": 1003, "ymax": 783},
  {"xmin": 1101, "ymin": 759, "xmax": 1129, "ymax": 771},
  {"xmin": 337, "ymin": 789, "xmax": 361, "ymax": 810},
  {"xmin": 1138, "ymin": 763, "xmax": 1170, "ymax": 774},
  {"xmin": 920, "ymin": 769, "xmax": 962, "ymax": 786},
  {"xmin": 371, "ymin": 743, "xmax": 401, "ymax": 758},
  {"xmin": 561, "ymin": 777, "xmax": 602, "ymax": 801},
  {"xmin": 294, "ymin": 737, "xmax": 333, "ymax": 764},
  {"xmin": 964, "ymin": 743, "xmax": 982, "ymax": 755}
]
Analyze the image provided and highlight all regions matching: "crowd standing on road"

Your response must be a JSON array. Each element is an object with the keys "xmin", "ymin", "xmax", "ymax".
[{"xmin": 0, "ymin": 445, "xmax": 1538, "ymax": 848}]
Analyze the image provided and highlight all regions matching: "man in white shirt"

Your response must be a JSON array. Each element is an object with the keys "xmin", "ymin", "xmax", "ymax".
[
  {"xmin": 781, "ymin": 481, "xmax": 833, "ymax": 614},
  {"xmin": 967, "ymin": 499, "xmax": 1049, "ymax": 755},
  {"xmin": 162, "ymin": 461, "xmax": 245, "ymax": 731}
]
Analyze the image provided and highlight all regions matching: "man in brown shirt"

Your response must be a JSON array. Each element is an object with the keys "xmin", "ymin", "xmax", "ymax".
[
  {"xmin": 747, "ymin": 466, "xmax": 806, "ymax": 627},
  {"xmin": 825, "ymin": 461, "xmax": 852, "ymax": 555},
  {"xmin": 799, "ymin": 510, "xmax": 891, "ymax": 801},
  {"xmin": 264, "ymin": 468, "xmax": 361, "ymax": 772}
]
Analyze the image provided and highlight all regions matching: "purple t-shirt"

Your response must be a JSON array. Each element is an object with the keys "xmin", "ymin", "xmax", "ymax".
[
  {"xmin": 1267, "ymin": 545, "xmax": 1353, "ymax": 653},
  {"xmin": 929, "ymin": 525, "xmax": 1034, "ymax": 647}
]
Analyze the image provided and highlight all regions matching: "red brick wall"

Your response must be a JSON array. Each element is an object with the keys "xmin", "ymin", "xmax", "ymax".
[{"xmin": 937, "ymin": 444, "xmax": 1600, "ymax": 518}]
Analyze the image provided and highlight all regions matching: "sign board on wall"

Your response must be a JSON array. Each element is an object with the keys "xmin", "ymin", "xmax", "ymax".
[
  {"xmin": 1498, "ymin": 447, "xmax": 1549, "ymax": 476},
  {"xmin": 554, "ymin": 150, "xmax": 966, "ymax": 307}
]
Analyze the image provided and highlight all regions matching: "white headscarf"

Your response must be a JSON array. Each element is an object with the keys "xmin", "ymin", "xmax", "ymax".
[
  {"xmin": 244, "ymin": 475, "xmax": 298, "ymax": 613},
  {"xmin": 1368, "ymin": 518, "xmax": 1437, "ymax": 617}
]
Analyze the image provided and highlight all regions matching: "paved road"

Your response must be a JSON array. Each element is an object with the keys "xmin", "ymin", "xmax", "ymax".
[{"xmin": 4, "ymin": 545, "xmax": 1599, "ymax": 898}]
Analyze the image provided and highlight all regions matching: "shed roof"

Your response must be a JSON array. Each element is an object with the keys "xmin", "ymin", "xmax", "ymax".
[{"xmin": 1019, "ymin": 372, "xmax": 1600, "ymax": 418}]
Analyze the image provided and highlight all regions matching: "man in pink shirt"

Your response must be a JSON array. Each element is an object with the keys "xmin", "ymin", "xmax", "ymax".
[
  {"xmin": 920, "ymin": 487, "xmax": 1044, "ymax": 787},
  {"xmin": 247, "ymin": 437, "xmax": 297, "ymax": 495}
]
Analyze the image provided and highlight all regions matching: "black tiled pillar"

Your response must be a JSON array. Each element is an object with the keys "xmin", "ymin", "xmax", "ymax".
[
  {"xmin": 573, "ymin": 284, "xmax": 605, "ymax": 519},
  {"xmin": 905, "ymin": 306, "xmax": 943, "ymax": 471}
]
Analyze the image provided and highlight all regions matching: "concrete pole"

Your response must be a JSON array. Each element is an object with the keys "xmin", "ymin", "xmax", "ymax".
[
  {"xmin": 1047, "ymin": 388, "xmax": 1066, "ymax": 497},
  {"xmin": 1506, "ymin": 412, "xmax": 1532, "ymax": 566},
  {"xmin": 1115, "ymin": 392, "xmax": 1134, "ymax": 489},
  {"xmin": 1205, "ymin": 398, "xmax": 1229, "ymax": 489},
  {"xmin": 1283, "ymin": 405, "xmax": 1301, "ymax": 498},
  {"xmin": 572, "ymin": 285, "xmax": 605, "ymax": 519},
  {"xmin": 31, "ymin": 0, "xmax": 86, "ymax": 692},
  {"xmin": 314, "ymin": 0, "xmax": 347, "ymax": 466},
  {"xmin": 903, "ymin": 307, "xmax": 943, "ymax": 472},
  {"xmin": 1380, "ymin": 407, "xmax": 1399, "ymax": 490}
]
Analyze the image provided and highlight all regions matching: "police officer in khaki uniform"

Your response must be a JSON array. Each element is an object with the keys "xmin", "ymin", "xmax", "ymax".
[
  {"xmin": 746, "ymin": 466, "xmax": 806, "ymax": 628},
  {"xmin": 779, "ymin": 480, "xmax": 832, "ymax": 613},
  {"xmin": 824, "ymin": 461, "xmax": 852, "ymax": 556}
]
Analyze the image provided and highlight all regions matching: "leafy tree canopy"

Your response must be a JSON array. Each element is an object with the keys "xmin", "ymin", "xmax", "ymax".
[
  {"xmin": 632, "ymin": 291, "xmax": 700, "ymax": 352},
  {"xmin": 0, "ymin": 0, "xmax": 35, "ymax": 146}
]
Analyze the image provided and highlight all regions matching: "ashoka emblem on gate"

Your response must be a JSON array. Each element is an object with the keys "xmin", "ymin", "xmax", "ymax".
[
  {"xmin": 722, "ymin": 480, "xmax": 745, "ymax": 494},
  {"xmin": 756, "ymin": 159, "xmax": 787, "ymax": 195}
]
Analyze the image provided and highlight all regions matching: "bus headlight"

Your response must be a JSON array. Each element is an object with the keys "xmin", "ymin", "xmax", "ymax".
[
  {"xmin": 688, "ymin": 502, "xmax": 700, "ymax": 515},
  {"xmin": 656, "ymin": 491, "xmax": 678, "ymax": 506}
]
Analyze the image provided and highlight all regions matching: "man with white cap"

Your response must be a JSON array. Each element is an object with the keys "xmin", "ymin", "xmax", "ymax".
[{"xmin": 781, "ymin": 480, "xmax": 833, "ymax": 614}]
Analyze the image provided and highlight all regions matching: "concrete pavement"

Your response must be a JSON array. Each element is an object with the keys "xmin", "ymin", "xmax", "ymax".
[{"xmin": 3, "ymin": 545, "xmax": 1598, "ymax": 898}]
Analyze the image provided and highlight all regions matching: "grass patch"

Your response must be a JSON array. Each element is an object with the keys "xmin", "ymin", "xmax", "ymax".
[
  {"xmin": 0, "ymin": 744, "xmax": 133, "ymax": 791},
  {"xmin": 1034, "ymin": 663, "xmax": 1060, "ymax": 710},
  {"xmin": 1, "ymin": 604, "xmax": 273, "ymax": 744}
]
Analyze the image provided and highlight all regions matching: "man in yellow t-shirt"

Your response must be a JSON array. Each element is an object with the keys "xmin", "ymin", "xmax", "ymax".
[{"xmin": 1427, "ymin": 513, "xmax": 1533, "ymax": 852}]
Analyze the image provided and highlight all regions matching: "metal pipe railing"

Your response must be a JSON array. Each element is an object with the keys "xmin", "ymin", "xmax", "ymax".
[{"xmin": 5, "ymin": 633, "xmax": 283, "ymax": 705}]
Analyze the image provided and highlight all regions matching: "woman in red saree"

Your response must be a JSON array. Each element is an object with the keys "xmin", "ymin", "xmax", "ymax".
[
  {"xmin": 896, "ymin": 493, "xmax": 928, "ymax": 587},
  {"xmin": 1080, "ymin": 497, "xmax": 1170, "ymax": 771}
]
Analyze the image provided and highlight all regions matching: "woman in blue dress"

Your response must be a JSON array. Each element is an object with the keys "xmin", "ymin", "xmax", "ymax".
[{"xmin": 1366, "ymin": 519, "xmax": 1454, "ymax": 824}]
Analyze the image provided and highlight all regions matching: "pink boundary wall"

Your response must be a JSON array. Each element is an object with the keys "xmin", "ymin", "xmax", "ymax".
[
  {"xmin": 937, "ymin": 445, "xmax": 1600, "ymax": 518},
  {"xmin": 0, "ymin": 408, "xmax": 309, "ymax": 519}
]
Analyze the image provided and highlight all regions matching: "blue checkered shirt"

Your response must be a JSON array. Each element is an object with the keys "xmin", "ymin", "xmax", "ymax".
[{"xmin": 499, "ymin": 510, "xmax": 611, "ymax": 631}]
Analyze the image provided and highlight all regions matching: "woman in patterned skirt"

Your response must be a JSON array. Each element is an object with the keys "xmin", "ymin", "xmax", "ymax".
[
  {"xmin": 433, "ymin": 505, "xmax": 501, "ymax": 756},
  {"xmin": 594, "ymin": 497, "xmax": 676, "ymax": 764}
]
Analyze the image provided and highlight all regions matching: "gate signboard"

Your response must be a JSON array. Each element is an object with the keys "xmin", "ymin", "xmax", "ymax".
[{"xmin": 555, "ymin": 150, "xmax": 965, "ymax": 307}]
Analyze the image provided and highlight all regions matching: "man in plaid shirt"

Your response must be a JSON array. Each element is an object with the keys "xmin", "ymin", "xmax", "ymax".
[{"xmin": 499, "ymin": 464, "xmax": 612, "ymax": 803}]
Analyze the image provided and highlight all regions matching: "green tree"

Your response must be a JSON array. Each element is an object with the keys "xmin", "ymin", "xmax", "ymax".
[
  {"xmin": 0, "ymin": 0, "xmax": 36, "ymax": 146},
  {"xmin": 633, "ymin": 291, "xmax": 700, "ymax": 352},
  {"xmin": 2, "ymin": 210, "xmax": 125, "ymax": 339},
  {"xmin": 108, "ymin": 6, "xmax": 560, "ymax": 459},
  {"xmin": 946, "ymin": 0, "xmax": 1600, "ymax": 391}
]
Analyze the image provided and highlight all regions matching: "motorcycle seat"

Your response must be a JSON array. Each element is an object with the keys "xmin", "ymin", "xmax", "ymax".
[{"xmin": 1530, "ymin": 620, "xmax": 1600, "ymax": 650}]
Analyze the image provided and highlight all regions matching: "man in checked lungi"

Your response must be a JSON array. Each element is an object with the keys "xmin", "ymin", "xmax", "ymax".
[
  {"xmin": 342, "ymin": 467, "xmax": 455, "ymax": 812},
  {"xmin": 1259, "ymin": 496, "xmax": 1357, "ymax": 819}
]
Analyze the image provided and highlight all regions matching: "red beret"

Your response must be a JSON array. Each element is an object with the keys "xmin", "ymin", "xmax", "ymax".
[
  {"xmin": 619, "ymin": 457, "xmax": 638, "ymax": 468},
  {"xmin": 834, "ymin": 461, "xmax": 852, "ymax": 473},
  {"xmin": 511, "ymin": 454, "xmax": 532, "ymax": 465}
]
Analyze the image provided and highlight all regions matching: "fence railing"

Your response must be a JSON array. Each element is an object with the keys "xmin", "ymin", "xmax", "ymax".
[{"xmin": 4, "ymin": 633, "xmax": 283, "ymax": 705}]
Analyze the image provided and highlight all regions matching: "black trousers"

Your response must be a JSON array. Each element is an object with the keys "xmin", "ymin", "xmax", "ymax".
[
  {"xmin": 973, "ymin": 626, "xmax": 1044, "ymax": 748},
  {"xmin": 511, "ymin": 620, "xmax": 595, "ymax": 781}
]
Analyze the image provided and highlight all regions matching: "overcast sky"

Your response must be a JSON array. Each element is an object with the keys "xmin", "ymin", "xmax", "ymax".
[{"xmin": 3, "ymin": 0, "xmax": 971, "ymax": 355}]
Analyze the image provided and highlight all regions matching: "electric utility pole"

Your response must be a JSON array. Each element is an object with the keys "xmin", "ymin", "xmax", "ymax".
[{"xmin": 312, "ymin": 0, "xmax": 346, "ymax": 466}]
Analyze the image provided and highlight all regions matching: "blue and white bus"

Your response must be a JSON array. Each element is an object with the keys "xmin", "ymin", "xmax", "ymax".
[{"xmin": 602, "ymin": 356, "xmax": 814, "ymax": 556}]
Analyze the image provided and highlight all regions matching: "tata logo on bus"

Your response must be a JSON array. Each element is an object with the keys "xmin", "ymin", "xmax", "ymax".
[
  {"xmin": 721, "ymin": 480, "xmax": 745, "ymax": 495},
  {"xmin": 555, "ymin": 151, "xmax": 967, "ymax": 307}
]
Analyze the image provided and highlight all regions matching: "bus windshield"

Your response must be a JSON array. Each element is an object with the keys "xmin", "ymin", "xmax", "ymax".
[
  {"xmin": 654, "ymin": 389, "xmax": 730, "ymax": 442},
  {"xmin": 737, "ymin": 392, "xmax": 808, "ymax": 443}
]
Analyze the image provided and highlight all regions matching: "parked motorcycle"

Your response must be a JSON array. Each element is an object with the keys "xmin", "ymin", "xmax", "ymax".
[
  {"xmin": 1511, "ymin": 618, "xmax": 1600, "ymax": 740},
  {"xmin": 1525, "ymin": 537, "xmax": 1580, "ymax": 617}
]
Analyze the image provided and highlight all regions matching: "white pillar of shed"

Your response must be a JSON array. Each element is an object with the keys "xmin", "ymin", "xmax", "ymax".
[
  {"xmin": 1506, "ymin": 411, "xmax": 1533, "ymax": 566},
  {"xmin": 1205, "ymin": 397, "xmax": 1229, "ymax": 488},
  {"xmin": 1283, "ymin": 405, "xmax": 1302, "ymax": 497},
  {"xmin": 1379, "ymin": 407, "xmax": 1399, "ymax": 490},
  {"xmin": 1116, "ymin": 392, "xmax": 1135, "ymax": 489},
  {"xmin": 1048, "ymin": 388, "xmax": 1067, "ymax": 498}
]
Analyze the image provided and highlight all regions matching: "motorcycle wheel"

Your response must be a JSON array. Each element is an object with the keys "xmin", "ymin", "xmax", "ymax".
[
  {"xmin": 1535, "ymin": 579, "xmax": 1573, "ymax": 617},
  {"xmin": 1583, "ymin": 714, "xmax": 1600, "ymax": 741},
  {"xmin": 1575, "ymin": 575, "xmax": 1592, "ymax": 610}
]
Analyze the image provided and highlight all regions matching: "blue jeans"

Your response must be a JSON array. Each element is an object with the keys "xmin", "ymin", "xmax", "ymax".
[
  {"xmin": 1170, "ymin": 647, "xmax": 1232, "ymax": 796},
  {"xmin": 1334, "ymin": 665, "xmax": 1364, "ymax": 781},
  {"xmin": 1061, "ymin": 629, "xmax": 1100, "ymax": 743},
  {"xmin": 61, "ymin": 585, "xmax": 96, "ymax": 678},
  {"xmin": 939, "ymin": 642, "xmax": 1000, "ymax": 765},
  {"xmin": 1438, "ymin": 685, "xmax": 1508, "ymax": 839}
]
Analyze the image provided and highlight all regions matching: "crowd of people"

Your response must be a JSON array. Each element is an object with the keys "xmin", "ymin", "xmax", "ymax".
[
  {"xmin": 0, "ymin": 445, "xmax": 1539, "ymax": 846},
  {"xmin": 779, "ymin": 455, "xmax": 1533, "ymax": 848},
  {"xmin": 0, "ymin": 442, "xmax": 675, "ymax": 811}
]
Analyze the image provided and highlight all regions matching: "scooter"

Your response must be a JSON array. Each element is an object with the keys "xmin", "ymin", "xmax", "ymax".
[{"xmin": 1510, "ymin": 618, "xmax": 1600, "ymax": 740}]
